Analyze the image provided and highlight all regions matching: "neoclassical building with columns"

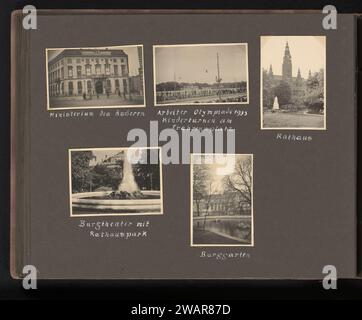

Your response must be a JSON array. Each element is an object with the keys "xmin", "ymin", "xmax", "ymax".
[{"xmin": 48, "ymin": 48, "xmax": 133, "ymax": 97}]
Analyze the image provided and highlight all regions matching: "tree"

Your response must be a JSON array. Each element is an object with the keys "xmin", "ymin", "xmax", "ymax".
[
  {"xmin": 156, "ymin": 82, "xmax": 181, "ymax": 91},
  {"xmin": 133, "ymin": 163, "xmax": 160, "ymax": 190},
  {"xmin": 91, "ymin": 164, "xmax": 121, "ymax": 191},
  {"xmin": 304, "ymin": 70, "xmax": 324, "ymax": 113},
  {"xmin": 273, "ymin": 80, "xmax": 292, "ymax": 107},
  {"xmin": 226, "ymin": 156, "xmax": 252, "ymax": 208},
  {"xmin": 222, "ymin": 180, "xmax": 244, "ymax": 215},
  {"xmin": 71, "ymin": 151, "xmax": 94, "ymax": 193},
  {"xmin": 202, "ymin": 180, "xmax": 214, "ymax": 230},
  {"xmin": 193, "ymin": 164, "xmax": 209, "ymax": 217},
  {"xmin": 133, "ymin": 149, "xmax": 160, "ymax": 190},
  {"xmin": 306, "ymin": 72, "xmax": 320, "ymax": 90},
  {"xmin": 262, "ymin": 69, "xmax": 274, "ymax": 109}
]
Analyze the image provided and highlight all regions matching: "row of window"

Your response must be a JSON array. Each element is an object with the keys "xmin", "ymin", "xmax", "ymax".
[
  {"xmin": 49, "ymin": 64, "xmax": 127, "ymax": 82},
  {"xmin": 209, "ymin": 203, "xmax": 227, "ymax": 212},
  {"xmin": 50, "ymin": 79, "xmax": 125, "ymax": 95},
  {"xmin": 49, "ymin": 57, "xmax": 125, "ymax": 71},
  {"xmin": 72, "ymin": 57, "xmax": 124, "ymax": 64}
]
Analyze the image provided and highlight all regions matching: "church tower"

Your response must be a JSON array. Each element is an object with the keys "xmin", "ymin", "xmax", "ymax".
[{"xmin": 282, "ymin": 41, "xmax": 292, "ymax": 81}]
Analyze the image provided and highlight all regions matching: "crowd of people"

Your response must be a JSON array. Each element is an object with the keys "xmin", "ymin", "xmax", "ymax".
[{"xmin": 156, "ymin": 87, "xmax": 245, "ymax": 103}]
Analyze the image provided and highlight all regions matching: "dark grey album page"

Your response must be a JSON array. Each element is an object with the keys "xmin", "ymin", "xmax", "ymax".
[{"xmin": 25, "ymin": 13, "xmax": 356, "ymax": 279}]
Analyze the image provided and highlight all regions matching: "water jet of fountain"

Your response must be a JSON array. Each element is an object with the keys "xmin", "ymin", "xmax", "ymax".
[{"xmin": 118, "ymin": 151, "xmax": 140, "ymax": 193}]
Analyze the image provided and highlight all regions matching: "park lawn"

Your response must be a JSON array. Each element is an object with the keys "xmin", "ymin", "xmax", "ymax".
[{"xmin": 263, "ymin": 112, "xmax": 324, "ymax": 129}]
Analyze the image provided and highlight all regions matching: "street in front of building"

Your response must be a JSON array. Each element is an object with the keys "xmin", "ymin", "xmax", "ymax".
[{"xmin": 49, "ymin": 93, "xmax": 144, "ymax": 108}]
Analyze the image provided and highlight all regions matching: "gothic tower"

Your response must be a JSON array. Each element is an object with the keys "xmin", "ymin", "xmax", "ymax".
[
  {"xmin": 296, "ymin": 68, "xmax": 302, "ymax": 86},
  {"xmin": 282, "ymin": 41, "xmax": 292, "ymax": 81}
]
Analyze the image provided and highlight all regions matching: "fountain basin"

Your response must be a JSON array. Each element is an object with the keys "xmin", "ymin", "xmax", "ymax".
[{"xmin": 71, "ymin": 190, "xmax": 161, "ymax": 214}]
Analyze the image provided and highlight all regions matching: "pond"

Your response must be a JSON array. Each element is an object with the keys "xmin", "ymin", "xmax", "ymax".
[
  {"xmin": 193, "ymin": 217, "xmax": 251, "ymax": 242},
  {"xmin": 84, "ymin": 194, "xmax": 159, "ymax": 200}
]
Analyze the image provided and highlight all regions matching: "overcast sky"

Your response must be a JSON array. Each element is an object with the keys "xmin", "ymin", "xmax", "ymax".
[
  {"xmin": 193, "ymin": 154, "xmax": 250, "ymax": 194},
  {"xmin": 261, "ymin": 36, "xmax": 325, "ymax": 78},
  {"xmin": 47, "ymin": 46, "xmax": 142, "ymax": 76},
  {"xmin": 155, "ymin": 44, "xmax": 247, "ymax": 84}
]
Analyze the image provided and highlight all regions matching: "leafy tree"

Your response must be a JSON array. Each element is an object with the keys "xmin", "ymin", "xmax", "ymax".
[
  {"xmin": 262, "ymin": 70, "xmax": 275, "ymax": 109},
  {"xmin": 304, "ymin": 70, "xmax": 324, "ymax": 113},
  {"xmin": 263, "ymin": 88, "xmax": 274, "ymax": 109},
  {"xmin": 273, "ymin": 81, "xmax": 292, "ymax": 107},
  {"xmin": 132, "ymin": 149, "xmax": 160, "ymax": 190},
  {"xmin": 133, "ymin": 163, "xmax": 160, "ymax": 190},
  {"xmin": 306, "ymin": 73, "xmax": 320, "ymax": 90},
  {"xmin": 91, "ymin": 164, "xmax": 121, "ymax": 191},
  {"xmin": 71, "ymin": 151, "xmax": 94, "ymax": 193},
  {"xmin": 156, "ymin": 82, "xmax": 181, "ymax": 91}
]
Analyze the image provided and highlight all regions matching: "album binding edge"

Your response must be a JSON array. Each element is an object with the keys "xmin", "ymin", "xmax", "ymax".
[
  {"xmin": 10, "ymin": 11, "xmax": 31, "ymax": 279},
  {"xmin": 357, "ymin": 15, "xmax": 362, "ymax": 278}
]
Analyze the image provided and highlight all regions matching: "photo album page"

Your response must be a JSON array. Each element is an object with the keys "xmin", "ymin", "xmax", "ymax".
[{"xmin": 11, "ymin": 12, "xmax": 357, "ymax": 279}]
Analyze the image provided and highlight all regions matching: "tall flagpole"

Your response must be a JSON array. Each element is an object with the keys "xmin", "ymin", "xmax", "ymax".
[{"xmin": 216, "ymin": 53, "xmax": 222, "ymax": 100}]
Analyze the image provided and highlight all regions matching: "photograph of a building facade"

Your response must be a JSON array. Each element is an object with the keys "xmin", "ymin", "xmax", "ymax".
[
  {"xmin": 154, "ymin": 44, "xmax": 248, "ymax": 106},
  {"xmin": 47, "ymin": 45, "xmax": 145, "ymax": 109},
  {"xmin": 191, "ymin": 154, "xmax": 253, "ymax": 246},
  {"xmin": 261, "ymin": 36, "xmax": 326, "ymax": 129}
]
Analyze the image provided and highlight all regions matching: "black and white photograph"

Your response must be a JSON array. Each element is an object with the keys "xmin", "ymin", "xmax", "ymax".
[
  {"xmin": 69, "ymin": 147, "xmax": 162, "ymax": 217},
  {"xmin": 261, "ymin": 36, "xmax": 326, "ymax": 129},
  {"xmin": 46, "ymin": 45, "xmax": 145, "ymax": 110},
  {"xmin": 191, "ymin": 154, "xmax": 253, "ymax": 246},
  {"xmin": 153, "ymin": 44, "xmax": 249, "ymax": 106}
]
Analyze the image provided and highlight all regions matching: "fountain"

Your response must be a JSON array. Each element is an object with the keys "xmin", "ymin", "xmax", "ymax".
[
  {"xmin": 71, "ymin": 150, "xmax": 161, "ymax": 215},
  {"xmin": 272, "ymin": 96, "xmax": 279, "ymax": 111},
  {"xmin": 107, "ymin": 151, "xmax": 146, "ymax": 200}
]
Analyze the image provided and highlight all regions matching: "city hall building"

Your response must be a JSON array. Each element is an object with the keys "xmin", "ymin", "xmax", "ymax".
[{"xmin": 48, "ymin": 48, "xmax": 133, "ymax": 97}]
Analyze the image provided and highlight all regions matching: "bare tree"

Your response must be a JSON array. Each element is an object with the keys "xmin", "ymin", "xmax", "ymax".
[
  {"xmin": 202, "ymin": 180, "xmax": 215, "ymax": 230},
  {"xmin": 226, "ymin": 157, "xmax": 252, "ymax": 208},
  {"xmin": 193, "ymin": 164, "xmax": 208, "ymax": 217},
  {"xmin": 221, "ymin": 188, "xmax": 239, "ymax": 215},
  {"xmin": 193, "ymin": 162, "xmax": 216, "ymax": 230}
]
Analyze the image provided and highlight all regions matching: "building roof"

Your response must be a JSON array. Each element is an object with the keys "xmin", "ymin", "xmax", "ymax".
[
  {"xmin": 48, "ymin": 48, "xmax": 128, "ymax": 65},
  {"xmin": 101, "ymin": 151, "xmax": 125, "ymax": 165}
]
